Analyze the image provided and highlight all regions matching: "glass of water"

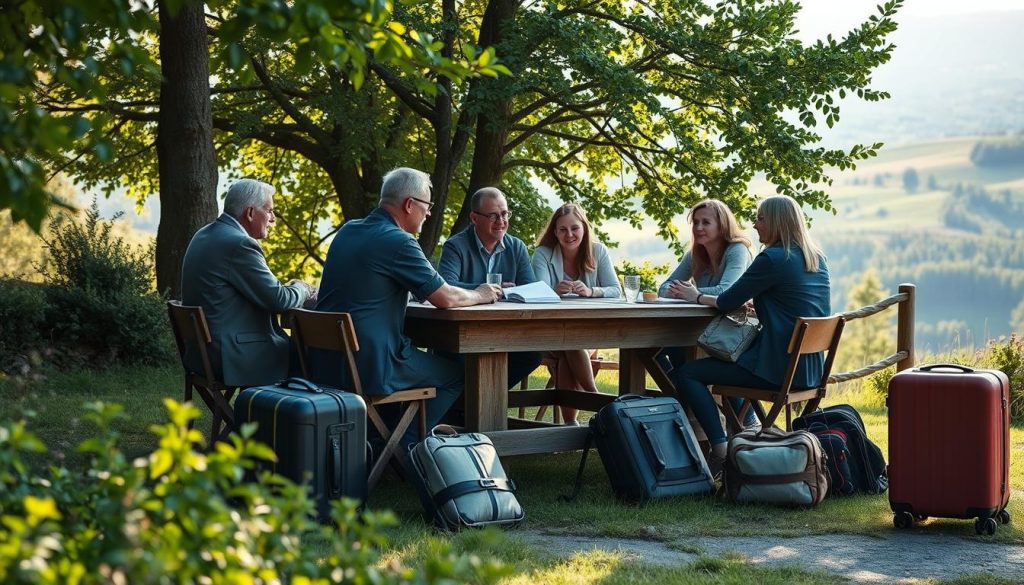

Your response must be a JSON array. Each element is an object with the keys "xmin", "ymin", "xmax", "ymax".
[
  {"xmin": 624, "ymin": 275, "xmax": 641, "ymax": 303},
  {"xmin": 486, "ymin": 273, "xmax": 502, "ymax": 286}
]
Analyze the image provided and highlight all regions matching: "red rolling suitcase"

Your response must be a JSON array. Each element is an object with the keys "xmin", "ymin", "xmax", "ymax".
[{"xmin": 887, "ymin": 364, "xmax": 1011, "ymax": 535}]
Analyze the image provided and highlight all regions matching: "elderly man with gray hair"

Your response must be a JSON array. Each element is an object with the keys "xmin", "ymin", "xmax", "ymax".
[
  {"xmin": 181, "ymin": 178, "xmax": 316, "ymax": 387},
  {"xmin": 313, "ymin": 167, "xmax": 501, "ymax": 448}
]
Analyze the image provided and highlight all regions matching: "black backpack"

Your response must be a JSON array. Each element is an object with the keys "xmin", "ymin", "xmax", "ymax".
[{"xmin": 792, "ymin": 404, "xmax": 888, "ymax": 496}]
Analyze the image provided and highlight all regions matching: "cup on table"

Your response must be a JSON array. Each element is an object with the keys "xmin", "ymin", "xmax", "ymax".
[
  {"xmin": 624, "ymin": 275, "xmax": 641, "ymax": 303},
  {"xmin": 486, "ymin": 273, "xmax": 503, "ymax": 286},
  {"xmin": 642, "ymin": 291, "xmax": 658, "ymax": 302}
]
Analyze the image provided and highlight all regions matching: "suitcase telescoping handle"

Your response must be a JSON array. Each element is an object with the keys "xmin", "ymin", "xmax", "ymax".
[
  {"xmin": 279, "ymin": 377, "xmax": 323, "ymax": 393},
  {"xmin": 917, "ymin": 364, "xmax": 975, "ymax": 374}
]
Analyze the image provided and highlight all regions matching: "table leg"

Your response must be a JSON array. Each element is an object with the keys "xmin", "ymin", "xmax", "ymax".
[
  {"xmin": 465, "ymin": 352, "xmax": 509, "ymax": 431},
  {"xmin": 618, "ymin": 348, "xmax": 647, "ymax": 395}
]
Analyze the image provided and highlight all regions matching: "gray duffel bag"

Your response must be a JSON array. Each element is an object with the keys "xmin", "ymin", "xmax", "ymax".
[
  {"xmin": 724, "ymin": 427, "xmax": 829, "ymax": 506},
  {"xmin": 408, "ymin": 425, "xmax": 524, "ymax": 530}
]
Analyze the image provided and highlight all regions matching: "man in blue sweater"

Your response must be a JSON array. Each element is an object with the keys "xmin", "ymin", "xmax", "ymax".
[{"xmin": 438, "ymin": 187, "xmax": 542, "ymax": 388}]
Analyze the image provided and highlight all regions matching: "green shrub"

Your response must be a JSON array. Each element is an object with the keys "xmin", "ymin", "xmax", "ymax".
[
  {"xmin": 615, "ymin": 260, "xmax": 671, "ymax": 293},
  {"xmin": 38, "ymin": 201, "xmax": 173, "ymax": 366},
  {"xmin": 0, "ymin": 400, "xmax": 508, "ymax": 584},
  {"xmin": 982, "ymin": 335, "xmax": 1024, "ymax": 424},
  {"xmin": 0, "ymin": 279, "xmax": 46, "ymax": 367}
]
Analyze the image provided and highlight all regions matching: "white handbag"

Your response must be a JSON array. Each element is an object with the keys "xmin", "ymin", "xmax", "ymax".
[{"xmin": 697, "ymin": 311, "xmax": 761, "ymax": 362}]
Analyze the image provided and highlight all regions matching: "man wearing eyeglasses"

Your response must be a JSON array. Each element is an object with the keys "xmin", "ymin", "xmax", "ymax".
[
  {"xmin": 437, "ymin": 186, "xmax": 542, "ymax": 388},
  {"xmin": 313, "ymin": 167, "xmax": 501, "ymax": 448}
]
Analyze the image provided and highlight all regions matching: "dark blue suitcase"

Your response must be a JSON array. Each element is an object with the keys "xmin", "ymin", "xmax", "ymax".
[
  {"xmin": 234, "ymin": 378, "xmax": 367, "ymax": 522},
  {"xmin": 590, "ymin": 394, "xmax": 714, "ymax": 501}
]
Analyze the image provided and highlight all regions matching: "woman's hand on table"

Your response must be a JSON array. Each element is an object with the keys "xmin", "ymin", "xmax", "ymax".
[
  {"xmin": 666, "ymin": 279, "xmax": 700, "ymax": 302},
  {"xmin": 555, "ymin": 280, "xmax": 575, "ymax": 295}
]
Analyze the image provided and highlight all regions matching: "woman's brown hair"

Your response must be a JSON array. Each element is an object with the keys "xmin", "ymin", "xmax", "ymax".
[
  {"xmin": 688, "ymin": 199, "xmax": 751, "ymax": 279},
  {"xmin": 536, "ymin": 203, "xmax": 596, "ymax": 275}
]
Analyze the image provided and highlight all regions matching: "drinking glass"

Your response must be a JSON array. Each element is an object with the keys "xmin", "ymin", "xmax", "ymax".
[
  {"xmin": 486, "ymin": 273, "xmax": 502, "ymax": 286},
  {"xmin": 624, "ymin": 275, "xmax": 641, "ymax": 303}
]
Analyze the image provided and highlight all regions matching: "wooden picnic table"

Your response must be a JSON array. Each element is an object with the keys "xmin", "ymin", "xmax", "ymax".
[{"xmin": 404, "ymin": 299, "xmax": 715, "ymax": 455}]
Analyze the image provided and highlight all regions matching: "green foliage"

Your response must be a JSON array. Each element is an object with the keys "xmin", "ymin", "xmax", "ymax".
[
  {"xmin": 836, "ymin": 269, "xmax": 896, "ymax": 374},
  {"xmin": 970, "ymin": 136, "xmax": 1024, "ymax": 167},
  {"xmin": 36, "ymin": 201, "xmax": 171, "ymax": 366},
  {"xmin": 43, "ymin": 0, "xmax": 903, "ymax": 272},
  {"xmin": 941, "ymin": 183, "xmax": 1024, "ymax": 237},
  {"xmin": 3, "ymin": 1, "xmax": 504, "ymax": 236},
  {"xmin": 0, "ymin": 279, "xmax": 46, "ymax": 367},
  {"xmin": 615, "ymin": 260, "xmax": 671, "ymax": 293},
  {"xmin": 862, "ymin": 366, "xmax": 895, "ymax": 408},
  {"xmin": 823, "ymin": 231, "xmax": 1024, "ymax": 350},
  {"xmin": 982, "ymin": 335, "xmax": 1024, "ymax": 425},
  {"xmin": 902, "ymin": 167, "xmax": 919, "ymax": 193},
  {"xmin": 0, "ymin": 399, "xmax": 508, "ymax": 584}
]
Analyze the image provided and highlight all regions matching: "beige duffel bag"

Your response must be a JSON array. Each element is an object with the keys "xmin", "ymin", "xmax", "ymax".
[{"xmin": 724, "ymin": 427, "xmax": 829, "ymax": 506}]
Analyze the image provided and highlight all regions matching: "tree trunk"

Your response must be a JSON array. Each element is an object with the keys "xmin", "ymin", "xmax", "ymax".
[
  {"xmin": 452, "ymin": 0, "xmax": 518, "ymax": 236},
  {"xmin": 156, "ymin": 1, "xmax": 218, "ymax": 298},
  {"xmin": 419, "ymin": 0, "xmax": 458, "ymax": 257}
]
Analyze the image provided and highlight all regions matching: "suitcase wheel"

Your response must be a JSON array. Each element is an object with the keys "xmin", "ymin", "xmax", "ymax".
[
  {"xmin": 893, "ymin": 511, "xmax": 914, "ymax": 529},
  {"xmin": 975, "ymin": 517, "xmax": 998, "ymax": 536},
  {"xmin": 998, "ymin": 510, "xmax": 1011, "ymax": 525}
]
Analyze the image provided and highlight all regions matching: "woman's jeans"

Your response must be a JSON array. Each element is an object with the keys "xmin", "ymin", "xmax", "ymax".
[{"xmin": 673, "ymin": 357, "xmax": 772, "ymax": 445}]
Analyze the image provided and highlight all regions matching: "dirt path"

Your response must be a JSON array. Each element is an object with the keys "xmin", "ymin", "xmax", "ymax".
[{"xmin": 518, "ymin": 530, "xmax": 1024, "ymax": 582}]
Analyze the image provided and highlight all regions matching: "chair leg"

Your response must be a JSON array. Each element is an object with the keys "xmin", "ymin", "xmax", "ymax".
[
  {"xmin": 762, "ymin": 401, "xmax": 787, "ymax": 430},
  {"xmin": 517, "ymin": 377, "xmax": 527, "ymax": 418},
  {"xmin": 418, "ymin": 399, "xmax": 428, "ymax": 439},
  {"xmin": 368, "ymin": 403, "xmax": 419, "ymax": 491},
  {"xmin": 719, "ymin": 398, "xmax": 745, "ymax": 437},
  {"xmin": 184, "ymin": 380, "xmax": 194, "ymax": 430}
]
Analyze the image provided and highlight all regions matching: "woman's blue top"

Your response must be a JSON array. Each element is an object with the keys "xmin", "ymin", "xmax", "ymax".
[{"xmin": 716, "ymin": 244, "xmax": 831, "ymax": 387}]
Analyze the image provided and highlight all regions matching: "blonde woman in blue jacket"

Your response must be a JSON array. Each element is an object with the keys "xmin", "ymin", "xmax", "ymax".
[{"xmin": 532, "ymin": 203, "xmax": 620, "ymax": 425}]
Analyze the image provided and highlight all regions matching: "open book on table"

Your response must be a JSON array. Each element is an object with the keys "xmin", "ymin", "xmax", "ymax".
[{"xmin": 500, "ymin": 281, "xmax": 561, "ymax": 303}]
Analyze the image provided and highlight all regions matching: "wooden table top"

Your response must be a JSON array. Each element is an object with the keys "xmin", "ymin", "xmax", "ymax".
[{"xmin": 406, "ymin": 298, "xmax": 716, "ymax": 321}]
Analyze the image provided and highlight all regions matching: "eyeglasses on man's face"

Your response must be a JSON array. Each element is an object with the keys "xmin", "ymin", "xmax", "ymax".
[
  {"xmin": 473, "ymin": 210, "xmax": 512, "ymax": 222},
  {"xmin": 409, "ymin": 196, "xmax": 435, "ymax": 212}
]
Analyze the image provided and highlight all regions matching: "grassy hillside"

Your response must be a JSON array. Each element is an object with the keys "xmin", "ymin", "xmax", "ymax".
[{"xmin": 804, "ymin": 136, "xmax": 1024, "ymax": 349}]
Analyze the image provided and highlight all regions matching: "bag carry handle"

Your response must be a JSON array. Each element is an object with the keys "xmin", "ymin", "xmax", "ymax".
[
  {"xmin": 329, "ymin": 432, "xmax": 342, "ymax": 497},
  {"xmin": 430, "ymin": 424, "xmax": 460, "ymax": 437},
  {"xmin": 615, "ymin": 394, "xmax": 648, "ymax": 403},
  {"xmin": 640, "ymin": 423, "xmax": 669, "ymax": 473},
  {"xmin": 918, "ymin": 364, "xmax": 974, "ymax": 374},
  {"xmin": 279, "ymin": 377, "xmax": 322, "ymax": 393}
]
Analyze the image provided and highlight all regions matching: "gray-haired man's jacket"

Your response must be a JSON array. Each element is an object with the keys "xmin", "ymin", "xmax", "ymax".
[{"xmin": 180, "ymin": 214, "xmax": 308, "ymax": 387}]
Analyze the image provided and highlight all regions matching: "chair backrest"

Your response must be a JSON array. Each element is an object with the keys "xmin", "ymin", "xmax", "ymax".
[
  {"xmin": 778, "ymin": 315, "xmax": 846, "ymax": 393},
  {"xmin": 287, "ymin": 308, "xmax": 363, "ymax": 395},
  {"xmin": 166, "ymin": 300, "xmax": 217, "ymax": 383}
]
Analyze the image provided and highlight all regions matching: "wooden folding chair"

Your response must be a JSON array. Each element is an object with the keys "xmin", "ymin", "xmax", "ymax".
[
  {"xmin": 166, "ymin": 301, "xmax": 239, "ymax": 445},
  {"xmin": 712, "ymin": 315, "xmax": 845, "ymax": 434},
  {"xmin": 287, "ymin": 309, "xmax": 435, "ymax": 491}
]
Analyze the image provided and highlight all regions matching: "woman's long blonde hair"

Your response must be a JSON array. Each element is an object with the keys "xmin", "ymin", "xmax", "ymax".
[
  {"xmin": 536, "ymin": 203, "xmax": 596, "ymax": 275},
  {"xmin": 757, "ymin": 195, "xmax": 825, "ymax": 272},
  {"xmin": 689, "ymin": 199, "xmax": 751, "ymax": 279}
]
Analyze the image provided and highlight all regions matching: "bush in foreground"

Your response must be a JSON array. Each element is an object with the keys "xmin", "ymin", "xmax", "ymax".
[{"xmin": 0, "ymin": 400, "xmax": 507, "ymax": 584}]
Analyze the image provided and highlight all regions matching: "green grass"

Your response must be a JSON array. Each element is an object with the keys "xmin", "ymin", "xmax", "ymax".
[{"xmin": 2, "ymin": 363, "xmax": 1022, "ymax": 584}]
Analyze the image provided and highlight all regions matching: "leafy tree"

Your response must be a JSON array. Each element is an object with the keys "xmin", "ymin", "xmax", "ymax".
[
  {"xmin": 835, "ymin": 269, "xmax": 894, "ymax": 373},
  {"xmin": 7, "ymin": 0, "xmax": 504, "ymax": 294},
  {"xmin": 40, "ymin": 0, "xmax": 901, "ymax": 280},
  {"xmin": 902, "ymin": 167, "xmax": 919, "ymax": 193}
]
